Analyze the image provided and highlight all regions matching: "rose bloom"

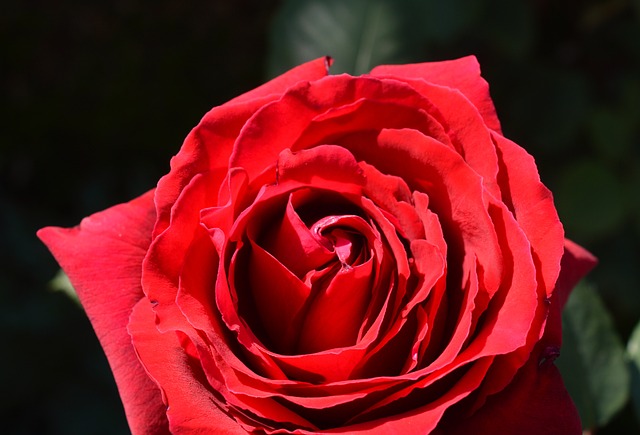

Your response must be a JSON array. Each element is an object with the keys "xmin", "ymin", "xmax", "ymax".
[{"xmin": 39, "ymin": 56, "xmax": 596, "ymax": 434}]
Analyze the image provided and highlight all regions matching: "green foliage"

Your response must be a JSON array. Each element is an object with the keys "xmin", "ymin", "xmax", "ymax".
[
  {"xmin": 558, "ymin": 283, "xmax": 630, "ymax": 429},
  {"xmin": 628, "ymin": 320, "xmax": 640, "ymax": 425},
  {"xmin": 268, "ymin": 0, "xmax": 424, "ymax": 76},
  {"xmin": 49, "ymin": 269, "xmax": 79, "ymax": 305}
]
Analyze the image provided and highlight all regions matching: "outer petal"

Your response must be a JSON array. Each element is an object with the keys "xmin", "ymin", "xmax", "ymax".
[
  {"xmin": 128, "ymin": 300, "xmax": 247, "ymax": 434},
  {"xmin": 442, "ymin": 240, "xmax": 596, "ymax": 434},
  {"xmin": 37, "ymin": 190, "xmax": 169, "ymax": 435},
  {"xmin": 544, "ymin": 239, "xmax": 598, "ymax": 348},
  {"xmin": 153, "ymin": 57, "xmax": 332, "ymax": 238},
  {"xmin": 229, "ymin": 74, "xmax": 447, "ymax": 184},
  {"xmin": 492, "ymin": 132, "xmax": 565, "ymax": 300},
  {"xmin": 439, "ymin": 345, "xmax": 582, "ymax": 435},
  {"xmin": 229, "ymin": 56, "xmax": 332, "ymax": 105},
  {"xmin": 370, "ymin": 55, "xmax": 501, "ymax": 132}
]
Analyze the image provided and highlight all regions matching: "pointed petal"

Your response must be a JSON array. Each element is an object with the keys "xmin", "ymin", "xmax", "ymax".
[
  {"xmin": 229, "ymin": 56, "xmax": 331, "ymax": 105},
  {"xmin": 153, "ymin": 57, "xmax": 331, "ymax": 239},
  {"xmin": 37, "ymin": 191, "xmax": 169, "ymax": 435}
]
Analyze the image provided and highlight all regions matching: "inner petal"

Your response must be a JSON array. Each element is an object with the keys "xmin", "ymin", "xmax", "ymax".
[
  {"xmin": 260, "ymin": 194, "xmax": 335, "ymax": 278},
  {"xmin": 239, "ymin": 189, "xmax": 380, "ymax": 356},
  {"xmin": 297, "ymin": 258, "xmax": 374, "ymax": 354},
  {"xmin": 247, "ymin": 239, "xmax": 312, "ymax": 353},
  {"xmin": 311, "ymin": 214, "xmax": 373, "ymax": 267}
]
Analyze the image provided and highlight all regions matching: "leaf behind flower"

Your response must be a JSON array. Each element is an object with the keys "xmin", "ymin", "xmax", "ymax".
[
  {"xmin": 48, "ymin": 269, "xmax": 80, "ymax": 305},
  {"xmin": 268, "ymin": 0, "xmax": 430, "ymax": 76},
  {"xmin": 627, "ymin": 319, "xmax": 640, "ymax": 425},
  {"xmin": 557, "ymin": 282, "xmax": 630, "ymax": 430}
]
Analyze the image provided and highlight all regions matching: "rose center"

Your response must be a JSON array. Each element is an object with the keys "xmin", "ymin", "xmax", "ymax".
[
  {"xmin": 311, "ymin": 215, "xmax": 369, "ymax": 268},
  {"xmin": 237, "ymin": 191, "xmax": 376, "ymax": 355}
]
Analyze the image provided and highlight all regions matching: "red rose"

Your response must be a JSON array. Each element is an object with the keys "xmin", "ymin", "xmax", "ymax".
[{"xmin": 39, "ymin": 56, "xmax": 596, "ymax": 434}]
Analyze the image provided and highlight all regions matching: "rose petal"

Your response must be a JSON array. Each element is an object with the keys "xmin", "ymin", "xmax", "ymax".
[
  {"xmin": 459, "ymin": 199, "xmax": 538, "ymax": 359},
  {"xmin": 412, "ymin": 191, "xmax": 447, "ymax": 263},
  {"xmin": 401, "ymin": 305, "xmax": 430, "ymax": 374},
  {"xmin": 360, "ymin": 162, "xmax": 425, "ymax": 241},
  {"xmin": 423, "ymin": 256, "xmax": 477, "ymax": 372},
  {"xmin": 229, "ymin": 56, "xmax": 332, "ymax": 105},
  {"xmin": 297, "ymin": 258, "xmax": 374, "ymax": 354},
  {"xmin": 144, "ymin": 173, "xmax": 218, "ymax": 333},
  {"xmin": 543, "ymin": 238, "xmax": 598, "ymax": 348},
  {"xmin": 259, "ymin": 195, "xmax": 335, "ymax": 278},
  {"xmin": 370, "ymin": 55, "xmax": 502, "ymax": 133},
  {"xmin": 404, "ymin": 239, "xmax": 446, "ymax": 315},
  {"xmin": 230, "ymin": 75, "xmax": 445, "ymax": 183},
  {"xmin": 356, "ymin": 196, "xmax": 413, "ymax": 323},
  {"xmin": 206, "ymin": 196, "xmax": 377, "ymax": 382},
  {"xmin": 153, "ymin": 57, "xmax": 332, "ymax": 238},
  {"xmin": 292, "ymin": 97, "xmax": 451, "ymax": 152},
  {"xmin": 246, "ymin": 238, "xmax": 313, "ymax": 353},
  {"xmin": 183, "ymin": 333, "xmax": 319, "ymax": 432},
  {"xmin": 153, "ymin": 100, "xmax": 267, "ymax": 238},
  {"xmin": 37, "ymin": 191, "xmax": 169, "ymax": 434},
  {"xmin": 128, "ymin": 299, "xmax": 247, "ymax": 434},
  {"xmin": 443, "ymin": 199, "xmax": 542, "ymax": 411},
  {"xmin": 492, "ymin": 132, "xmax": 565, "ymax": 300},
  {"xmin": 275, "ymin": 145, "xmax": 366, "ymax": 195},
  {"xmin": 438, "ymin": 346, "xmax": 581, "ymax": 435},
  {"xmin": 345, "ymin": 358, "xmax": 494, "ymax": 433},
  {"xmin": 380, "ymin": 78, "xmax": 502, "ymax": 200},
  {"xmin": 344, "ymin": 128, "xmax": 502, "ymax": 297}
]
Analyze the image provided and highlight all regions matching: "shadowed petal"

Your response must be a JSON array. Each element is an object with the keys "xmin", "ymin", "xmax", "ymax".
[{"xmin": 439, "ymin": 345, "xmax": 581, "ymax": 435}]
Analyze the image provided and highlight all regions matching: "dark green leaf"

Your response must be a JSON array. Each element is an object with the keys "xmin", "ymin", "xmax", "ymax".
[
  {"xmin": 267, "ymin": 0, "xmax": 394, "ymax": 76},
  {"xmin": 267, "ymin": 0, "xmax": 428, "ymax": 76},
  {"xmin": 627, "ymin": 320, "xmax": 640, "ymax": 424},
  {"xmin": 557, "ymin": 282, "xmax": 630, "ymax": 429}
]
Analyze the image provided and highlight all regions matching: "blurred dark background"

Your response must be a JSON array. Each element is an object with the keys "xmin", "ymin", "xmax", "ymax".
[{"xmin": 2, "ymin": 0, "xmax": 639, "ymax": 433}]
